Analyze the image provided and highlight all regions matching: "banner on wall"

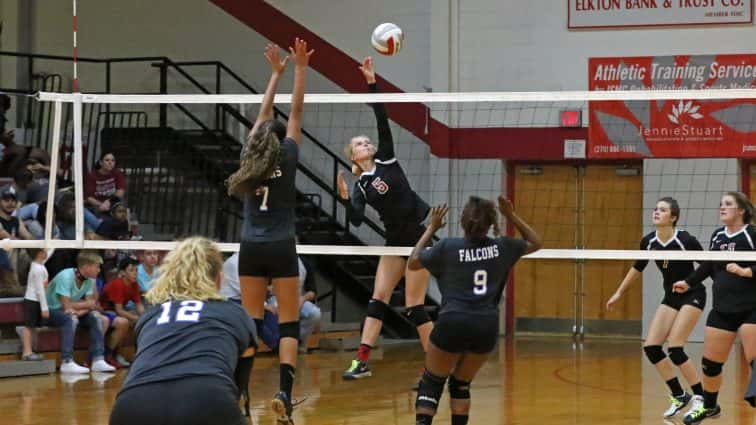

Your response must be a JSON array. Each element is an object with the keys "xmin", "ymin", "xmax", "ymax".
[
  {"xmin": 588, "ymin": 54, "xmax": 756, "ymax": 158},
  {"xmin": 569, "ymin": 0, "xmax": 753, "ymax": 29}
]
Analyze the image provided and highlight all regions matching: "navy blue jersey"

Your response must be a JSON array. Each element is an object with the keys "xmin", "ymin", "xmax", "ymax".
[
  {"xmin": 419, "ymin": 236, "xmax": 528, "ymax": 317},
  {"xmin": 121, "ymin": 300, "xmax": 255, "ymax": 393},
  {"xmin": 686, "ymin": 225, "xmax": 756, "ymax": 313},
  {"xmin": 348, "ymin": 84, "xmax": 429, "ymax": 230},
  {"xmin": 632, "ymin": 229, "xmax": 704, "ymax": 295},
  {"xmin": 242, "ymin": 137, "xmax": 298, "ymax": 242}
]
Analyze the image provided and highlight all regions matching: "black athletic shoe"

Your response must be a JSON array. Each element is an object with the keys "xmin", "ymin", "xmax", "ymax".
[
  {"xmin": 271, "ymin": 391, "xmax": 294, "ymax": 425},
  {"xmin": 683, "ymin": 404, "xmax": 721, "ymax": 424},
  {"xmin": 342, "ymin": 359, "xmax": 372, "ymax": 380}
]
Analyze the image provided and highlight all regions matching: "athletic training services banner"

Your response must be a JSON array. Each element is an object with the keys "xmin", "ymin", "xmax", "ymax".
[
  {"xmin": 588, "ymin": 54, "xmax": 756, "ymax": 158},
  {"xmin": 569, "ymin": 0, "xmax": 753, "ymax": 29}
]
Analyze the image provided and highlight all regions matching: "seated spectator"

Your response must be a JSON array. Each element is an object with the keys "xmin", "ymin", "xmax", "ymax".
[
  {"xmin": 267, "ymin": 257, "xmax": 322, "ymax": 354},
  {"xmin": 99, "ymin": 257, "xmax": 141, "ymax": 368},
  {"xmin": 136, "ymin": 249, "xmax": 160, "ymax": 294},
  {"xmin": 84, "ymin": 152, "xmax": 125, "ymax": 216},
  {"xmin": 24, "ymin": 158, "xmax": 50, "ymax": 204},
  {"xmin": 20, "ymin": 248, "xmax": 52, "ymax": 361},
  {"xmin": 95, "ymin": 201, "xmax": 130, "ymax": 240},
  {"xmin": 45, "ymin": 251, "xmax": 115, "ymax": 374},
  {"xmin": 0, "ymin": 169, "xmax": 33, "ymax": 205},
  {"xmin": 0, "ymin": 187, "xmax": 33, "ymax": 240}
]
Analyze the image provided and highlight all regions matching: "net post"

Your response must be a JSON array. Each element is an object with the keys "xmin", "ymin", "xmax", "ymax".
[
  {"xmin": 44, "ymin": 101, "xmax": 63, "ymax": 244},
  {"xmin": 72, "ymin": 93, "xmax": 85, "ymax": 245}
]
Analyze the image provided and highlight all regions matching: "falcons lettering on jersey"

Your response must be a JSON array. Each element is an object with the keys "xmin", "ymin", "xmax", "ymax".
[{"xmin": 371, "ymin": 177, "xmax": 389, "ymax": 195}]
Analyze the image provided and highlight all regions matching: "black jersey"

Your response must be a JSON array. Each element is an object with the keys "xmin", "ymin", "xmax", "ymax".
[
  {"xmin": 120, "ymin": 300, "xmax": 255, "ymax": 393},
  {"xmin": 686, "ymin": 225, "xmax": 756, "ymax": 313},
  {"xmin": 632, "ymin": 229, "xmax": 704, "ymax": 295},
  {"xmin": 419, "ymin": 236, "xmax": 528, "ymax": 317},
  {"xmin": 348, "ymin": 84, "xmax": 429, "ymax": 230},
  {"xmin": 0, "ymin": 215, "xmax": 19, "ymax": 237},
  {"xmin": 242, "ymin": 137, "xmax": 298, "ymax": 242}
]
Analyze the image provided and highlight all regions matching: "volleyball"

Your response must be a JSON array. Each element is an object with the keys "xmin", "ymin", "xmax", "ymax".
[{"xmin": 371, "ymin": 23, "xmax": 403, "ymax": 56}]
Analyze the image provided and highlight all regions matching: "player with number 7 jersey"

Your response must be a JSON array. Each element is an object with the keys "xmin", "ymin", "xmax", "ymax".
[{"xmin": 407, "ymin": 196, "xmax": 541, "ymax": 425}]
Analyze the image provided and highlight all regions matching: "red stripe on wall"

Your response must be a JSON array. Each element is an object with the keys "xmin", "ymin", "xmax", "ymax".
[{"xmin": 209, "ymin": 0, "xmax": 583, "ymax": 161}]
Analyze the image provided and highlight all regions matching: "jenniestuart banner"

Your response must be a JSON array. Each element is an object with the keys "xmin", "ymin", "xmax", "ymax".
[
  {"xmin": 569, "ymin": 0, "xmax": 752, "ymax": 29},
  {"xmin": 588, "ymin": 54, "xmax": 756, "ymax": 158}
]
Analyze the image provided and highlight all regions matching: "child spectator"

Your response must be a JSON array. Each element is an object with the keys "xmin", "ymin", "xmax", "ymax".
[
  {"xmin": 45, "ymin": 251, "xmax": 116, "ymax": 374},
  {"xmin": 20, "ymin": 248, "xmax": 52, "ymax": 361},
  {"xmin": 136, "ymin": 249, "xmax": 160, "ymax": 294},
  {"xmin": 100, "ymin": 257, "xmax": 142, "ymax": 368},
  {"xmin": 95, "ymin": 201, "xmax": 130, "ymax": 241}
]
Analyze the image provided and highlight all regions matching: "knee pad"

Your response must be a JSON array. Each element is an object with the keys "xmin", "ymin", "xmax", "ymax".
[
  {"xmin": 448, "ymin": 375, "xmax": 471, "ymax": 400},
  {"xmin": 668, "ymin": 346, "xmax": 689, "ymax": 366},
  {"xmin": 416, "ymin": 370, "xmax": 447, "ymax": 411},
  {"xmin": 278, "ymin": 321, "xmax": 300, "ymax": 341},
  {"xmin": 702, "ymin": 357, "xmax": 724, "ymax": 377},
  {"xmin": 406, "ymin": 304, "xmax": 432, "ymax": 327},
  {"xmin": 366, "ymin": 299, "xmax": 389, "ymax": 321},
  {"xmin": 643, "ymin": 345, "xmax": 666, "ymax": 365}
]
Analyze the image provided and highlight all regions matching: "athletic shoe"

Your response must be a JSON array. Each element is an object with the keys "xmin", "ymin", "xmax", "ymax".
[
  {"xmin": 342, "ymin": 359, "xmax": 371, "ymax": 380},
  {"xmin": 105, "ymin": 354, "xmax": 126, "ymax": 369},
  {"xmin": 271, "ymin": 391, "xmax": 294, "ymax": 425},
  {"xmin": 91, "ymin": 358, "xmax": 116, "ymax": 373},
  {"xmin": 22, "ymin": 353, "xmax": 44, "ymax": 361},
  {"xmin": 683, "ymin": 404, "xmax": 721, "ymax": 424},
  {"xmin": 684, "ymin": 395, "xmax": 704, "ymax": 418},
  {"xmin": 115, "ymin": 353, "xmax": 131, "ymax": 367},
  {"xmin": 60, "ymin": 360, "xmax": 89, "ymax": 374},
  {"xmin": 663, "ymin": 392, "xmax": 692, "ymax": 417}
]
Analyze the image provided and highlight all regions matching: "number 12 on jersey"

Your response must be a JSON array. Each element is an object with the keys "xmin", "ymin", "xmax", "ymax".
[
  {"xmin": 157, "ymin": 300, "xmax": 205, "ymax": 324},
  {"xmin": 473, "ymin": 270, "xmax": 487, "ymax": 295}
]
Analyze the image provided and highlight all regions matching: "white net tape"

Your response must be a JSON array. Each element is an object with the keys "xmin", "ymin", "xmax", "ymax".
[{"xmin": 27, "ymin": 89, "xmax": 756, "ymax": 262}]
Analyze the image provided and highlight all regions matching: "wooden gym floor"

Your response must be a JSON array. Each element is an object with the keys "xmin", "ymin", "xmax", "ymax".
[{"xmin": 0, "ymin": 337, "xmax": 753, "ymax": 425}]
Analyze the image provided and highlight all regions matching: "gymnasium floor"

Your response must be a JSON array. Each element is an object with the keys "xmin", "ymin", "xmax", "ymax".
[{"xmin": 1, "ymin": 337, "xmax": 753, "ymax": 424}]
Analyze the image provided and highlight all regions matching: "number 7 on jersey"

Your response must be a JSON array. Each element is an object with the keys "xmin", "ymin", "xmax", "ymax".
[{"xmin": 256, "ymin": 185, "xmax": 270, "ymax": 211}]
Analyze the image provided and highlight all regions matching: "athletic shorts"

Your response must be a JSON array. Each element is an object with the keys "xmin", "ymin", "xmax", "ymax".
[
  {"xmin": 430, "ymin": 312, "xmax": 499, "ymax": 354},
  {"xmin": 661, "ymin": 289, "xmax": 706, "ymax": 311},
  {"xmin": 238, "ymin": 238, "xmax": 298, "ymax": 278},
  {"xmin": 23, "ymin": 299, "xmax": 45, "ymax": 328},
  {"xmin": 385, "ymin": 221, "xmax": 426, "ymax": 248},
  {"xmin": 706, "ymin": 309, "xmax": 756, "ymax": 333},
  {"xmin": 102, "ymin": 311, "xmax": 117, "ymax": 326},
  {"xmin": 110, "ymin": 376, "xmax": 243, "ymax": 425}
]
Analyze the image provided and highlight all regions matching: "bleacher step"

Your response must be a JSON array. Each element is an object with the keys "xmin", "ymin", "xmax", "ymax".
[
  {"xmin": 319, "ymin": 334, "xmax": 381, "ymax": 351},
  {"xmin": 0, "ymin": 339, "xmax": 19, "ymax": 355},
  {"xmin": 0, "ymin": 359, "xmax": 56, "ymax": 378}
]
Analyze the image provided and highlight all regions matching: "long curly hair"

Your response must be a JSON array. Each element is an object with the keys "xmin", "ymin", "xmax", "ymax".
[
  {"xmin": 146, "ymin": 237, "xmax": 225, "ymax": 304},
  {"xmin": 227, "ymin": 120, "xmax": 286, "ymax": 198}
]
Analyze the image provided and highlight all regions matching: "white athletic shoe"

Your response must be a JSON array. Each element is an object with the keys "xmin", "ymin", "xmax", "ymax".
[
  {"xmin": 663, "ymin": 392, "xmax": 692, "ymax": 417},
  {"xmin": 91, "ymin": 358, "xmax": 116, "ymax": 373},
  {"xmin": 60, "ymin": 360, "xmax": 90, "ymax": 374},
  {"xmin": 115, "ymin": 354, "xmax": 131, "ymax": 367},
  {"xmin": 684, "ymin": 395, "xmax": 704, "ymax": 419}
]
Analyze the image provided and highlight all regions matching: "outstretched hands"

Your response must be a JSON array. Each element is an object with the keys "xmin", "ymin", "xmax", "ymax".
[{"xmin": 359, "ymin": 56, "xmax": 376, "ymax": 84}]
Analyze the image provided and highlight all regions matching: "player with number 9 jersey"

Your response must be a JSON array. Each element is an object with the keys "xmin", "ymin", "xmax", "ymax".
[
  {"xmin": 407, "ymin": 196, "xmax": 541, "ymax": 425},
  {"xmin": 110, "ymin": 237, "xmax": 255, "ymax": 425}
]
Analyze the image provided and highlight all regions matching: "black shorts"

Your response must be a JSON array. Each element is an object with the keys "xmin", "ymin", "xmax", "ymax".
[
  {"xmin": 385, "ymin": 221, "xmax": 426, "ymax": 247},
  {"xmin": 661, "ymin": 289, "xmax": 706, "ymax": 311},
  {"xmin": 238, "ymin": 238, "xmax": 298, "ymax": 278},
  {"xmin": 23, "ymin": 299, "xmax": 45, "ymax": 328},
  {"xmin": 430, "ymin": 312, "xmax": 499, "ymax": 354},
  {"xmin": 706, "ymin": 309, "xmax": 756, "ymax": 333},
  {"xmin": 110, "ymin": 376, "xmax": 244, "ymax": 425}
]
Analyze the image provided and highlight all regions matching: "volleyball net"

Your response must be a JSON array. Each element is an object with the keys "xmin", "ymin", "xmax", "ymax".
[{"xmin": 9, "ymin": 88, "xmax": 756, "ymax": 264}]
